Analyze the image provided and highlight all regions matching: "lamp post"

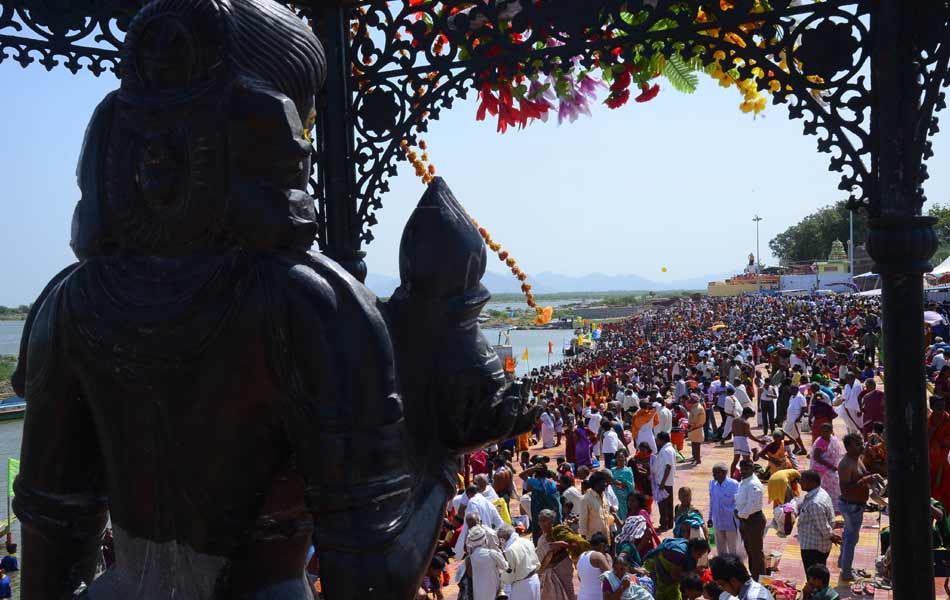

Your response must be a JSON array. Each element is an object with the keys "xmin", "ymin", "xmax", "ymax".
[
  {"xmin": 849, "ymin": 209, "xmax": 855, "ymax": 276},
  {"xmin": 753, "ymin": 215, "xmax": 763, "ymax": 292}
]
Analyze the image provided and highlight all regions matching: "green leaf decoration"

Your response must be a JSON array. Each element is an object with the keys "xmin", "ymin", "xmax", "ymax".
[{"xmin": 662, "ymin": 53, "xmax": 699, "ymax": 93}]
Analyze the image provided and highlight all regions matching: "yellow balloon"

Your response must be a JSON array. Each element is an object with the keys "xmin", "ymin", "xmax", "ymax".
[{"xmin": 661, "ymin": 267, "xmax": 668, "ymax": 273}]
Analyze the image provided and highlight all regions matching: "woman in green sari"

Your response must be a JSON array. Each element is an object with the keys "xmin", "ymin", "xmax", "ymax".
[
  {"xmin": 611, "ymin": 448, "xmax": 636, "ymax": 520},
  {"xmin": 642, "ymin": 538, "xmax": 710, "ymax": 600}
]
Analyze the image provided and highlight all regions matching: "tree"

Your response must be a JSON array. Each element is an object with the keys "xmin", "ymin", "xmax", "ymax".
[
  {"xmin": 928, "ymin": 204, "xmax": 950, "ymax": 264},
  {"xmin": 769, "ymin": 201, "xmax": 868, "ymax": 264}
]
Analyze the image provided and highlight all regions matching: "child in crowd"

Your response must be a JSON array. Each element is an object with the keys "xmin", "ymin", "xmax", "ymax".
[
  {"xmin": 680, "ymin": 573, "xmax": 705, "ymax": 600},
  {"xmin": 803, "ymin": 564, "xmax": 840, "ymax": 600},
  {"xmin": 631, "ymin": 442, "xmax": 655, "ymax": 512},
  {"xmin": 703, "ymin": 581, "xmax": 734, "ymax": 600}
]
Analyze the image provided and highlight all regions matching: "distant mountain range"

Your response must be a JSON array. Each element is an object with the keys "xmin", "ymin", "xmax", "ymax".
[{"xmin": 364, "ymin": 270, "xmax": 737, "ymax": 297}]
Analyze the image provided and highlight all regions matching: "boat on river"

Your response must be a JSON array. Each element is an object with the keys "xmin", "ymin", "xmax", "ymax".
[{"xmin": 0, "ymin": 396, "xmax": 25, "ymax": 421}]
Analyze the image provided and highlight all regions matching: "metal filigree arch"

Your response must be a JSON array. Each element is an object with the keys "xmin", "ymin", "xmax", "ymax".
[
  {"xmin": 350, "ymin": 0, "xmax": 880, "ymax": 247},
  {"xmin": 2, "ymin": 0, "xmax": 948, "ymax": 249}
]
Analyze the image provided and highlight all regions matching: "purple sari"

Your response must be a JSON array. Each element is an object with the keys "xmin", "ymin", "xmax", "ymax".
[{"xmin": 575, "ymin": 428, "xmax": 593, "ymax": 468}]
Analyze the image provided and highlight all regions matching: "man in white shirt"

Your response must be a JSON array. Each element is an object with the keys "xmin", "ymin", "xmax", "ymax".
[
  {"xmin": 475, "ymin": 473, "xmax": 499, "ymax": 502},
  {"xmin": 720, "ymin": 387, "xmax": 740, "ymax": 443},
  {"xmin": 934, "ymin": 349, "xmax": 947, "ymax": 372},
  {"xmin": 734, "ymin": 460, "xmax": 766, "ymax": 580},
  {"xmin": 622, "ymin": 388, "xmax": 639, "ymax": 413},
  {"xmin": 455, "ymin": 485, "xmax": 504, "ymax": 558},
  {"xmin": 557, "ymin": 474, "xmax": 583, "ymax": 518},
  {"xmin": 464, "ymin": 517, "xmax": 508, "ymax": 600},
  {"xmin": 841, "ymin": 372, "xmax": 864, "ymax": 434},
  {"xmin": 733, "ymin": 380, "xmax": 753, "ymax": 412},
  {"xmin": 654, "ymin": 399, "xmax": 673, "ymax": 437},
  {"xmin": 601, "ymin": 423, "xmax": 623, "ymax": 468},
  {"xmin": 584, "ymin": 406, "xmax": 604, "ymax": 456},
  {"xmin": 498, "ymin": 524, "xmax": 542, "ymax": 600},
  {"xmin": 784, "ymin": 389, "xmax": 808, "ymax": 445},
  {"xmin": 653, "ymin": 431, "xmax": 677, "ymax": 531}
]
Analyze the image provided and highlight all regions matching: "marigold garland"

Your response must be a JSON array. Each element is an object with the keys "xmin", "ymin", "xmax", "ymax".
[{"xmin": 400, "ymin": 139, "xmax": 553, "ymax": 326}]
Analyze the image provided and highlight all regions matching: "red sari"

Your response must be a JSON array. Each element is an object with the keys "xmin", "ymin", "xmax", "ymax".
[{"xmin": 929, "ymin": 411, "xmax": 950, "ymax": 508}]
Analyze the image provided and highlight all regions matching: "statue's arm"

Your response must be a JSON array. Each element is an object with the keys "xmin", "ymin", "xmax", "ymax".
[
  {"xmin": 13, "ymin": 294, "xmax": 107, "ymax": 599},
  {"xmin": 265, "ymin": 255, "xmax": 441, "ymax": 600}
]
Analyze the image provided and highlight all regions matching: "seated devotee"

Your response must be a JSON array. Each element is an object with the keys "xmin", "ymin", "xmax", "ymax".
[{"xmin": 642, "ymin": 538, "xmax": 711, "ymax": 600}]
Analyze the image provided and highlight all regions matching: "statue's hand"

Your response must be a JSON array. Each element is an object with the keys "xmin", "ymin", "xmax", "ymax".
[{"xmin": 385, "ymin": 178, "xmax": 538, "ymax": 458}]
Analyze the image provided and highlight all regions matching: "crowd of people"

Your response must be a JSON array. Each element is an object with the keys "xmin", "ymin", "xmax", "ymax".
[{"xmin": 427, "ymin": 293, "xmax": 919, "ymax": 600}]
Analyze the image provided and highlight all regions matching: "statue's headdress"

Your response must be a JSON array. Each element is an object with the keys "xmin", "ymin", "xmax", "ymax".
[{"xmin": 72, "ymin": 0, "xmax": 326, "ymax": 257}]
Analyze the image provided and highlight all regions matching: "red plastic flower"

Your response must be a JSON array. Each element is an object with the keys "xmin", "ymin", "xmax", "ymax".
[
  {"xmin": 476, "ymin": 83, "xmax": 499, "ymax": 121},
  {"xmin": 635, "ymin": 82, "xmax": 660, "ymax": 103},
  {"xmin": 605, "ymin": 89, "xmax": 630, "ymax": 109}
]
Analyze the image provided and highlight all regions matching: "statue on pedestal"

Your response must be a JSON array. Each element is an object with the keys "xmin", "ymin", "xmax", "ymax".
[{"xmin": 10, "ymin": 1, "xmax": 538, "ymax": 598}]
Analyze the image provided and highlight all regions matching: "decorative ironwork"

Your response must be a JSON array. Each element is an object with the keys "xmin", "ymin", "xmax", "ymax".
[
  {"xmin": 0, "ymin": 1, "xmax": 142, "ymax": 75},
  {"xmin": 348, "ymin": 0, "xmax": 884, "ymax": 245},
  {"xmin": 1, "ymin": 0, "xmax": 948, "ymax": 250},
  {"xmin": 898, "ymin": 1, "xmax": 950, "ymax": 213}
]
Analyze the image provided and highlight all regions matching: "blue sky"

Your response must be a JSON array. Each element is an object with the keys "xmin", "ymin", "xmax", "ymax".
[{"xmin": 1, "ymin": 60, "xmax": 947, "ymax": 306}]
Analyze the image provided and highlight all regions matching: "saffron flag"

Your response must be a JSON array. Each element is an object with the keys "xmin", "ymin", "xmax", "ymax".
[
  {"xmin": 8, "ymin": 458, "xmax": 19, "ymax": 498},
  {"xmin": 522, "ymin": 347, "xmax": 529, "ymax": 361},
  {"xmin": 548, "ymin": 341, "xmax": 553, "ymax": 354}
]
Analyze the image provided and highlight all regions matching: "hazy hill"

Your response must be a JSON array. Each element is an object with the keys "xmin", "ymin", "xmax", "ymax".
[{"xmin": 365, "ymin": 270, "xmax": 735, "ymax": 297}]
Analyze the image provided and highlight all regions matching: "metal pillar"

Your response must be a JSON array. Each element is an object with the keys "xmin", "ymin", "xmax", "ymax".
[
  {"xmin": 867, "ymin": 1, "xmax": 939, "ymax": 598},
  {"xmin": 753, "ymin": 215, "xmax": 762, "ymax": 292},
  {"xmin": 313, "ymin": 6, "xmax": 367, "ymax": 282}
]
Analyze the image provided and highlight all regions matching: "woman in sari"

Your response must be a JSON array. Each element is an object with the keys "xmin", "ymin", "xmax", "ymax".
[
  {"xmin": 766, "ymin": 469, "xmax": 801, "ymax": 507},
  {"xmin": 810, "ymin": 422, "xmax": 844, "ymax": 514},
  {"xmin": 615, "ymin": 492, "xmax": 660, "ymax": 566},
  {"xmin": 611, "ymin": 448, "xmax": 636, "ymax": 521},
  {"xmin": 629, "ymin": 442, "xmax": 655, "ymax": 512},
  {"xmin": 575, "ymin": 426, "xmax": 594, "ymax": 469},
  {"xmin": 672, "ymin": 487, "xmax": 708, "ymax": 542},
  {"xmin": 535, "ymin": 509, "xmax": 585, "ymax": 600},
  {"xmin": 641, "ymin": 538, "xmax": 710, "ymax": 600},
  {"xmin": 928, "ymin": 396, "xmax": 950, "ymax": 508},
  {"xmin": 755, "ymin": 430, "xmax": 793, "ymax": 478}
]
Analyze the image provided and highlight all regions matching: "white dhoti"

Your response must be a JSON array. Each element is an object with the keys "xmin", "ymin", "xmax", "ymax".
[
  {"xmin": 507, "ymin": 574, "xmax": 541, "ymax": 600},
  {"xmin": 722, "ymin": 416, "xmax": 734, "ymax": 437},
  {"xmin": 715, "ymin": 528, "xmax": 745, "ymax": 559},
  {"xmin": 636, "ymin": 427, "xmax": 656, "ymax": 453}
]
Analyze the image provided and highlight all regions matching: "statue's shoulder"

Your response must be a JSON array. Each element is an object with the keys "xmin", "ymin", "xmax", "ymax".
[
  {"xmin": 13, "ymin": 263, "xmax": 84, "ymax": 396},
  {"xmin": 257, "ymin": 251, "xmax": 377, "ymax": 313},
  {"xmin": 256, "ymin": 251, "xmax": 386, "ymax": 336},
  {"xmin": 254, "ymin": 251, "xmax": 395, "ymax": 397}
]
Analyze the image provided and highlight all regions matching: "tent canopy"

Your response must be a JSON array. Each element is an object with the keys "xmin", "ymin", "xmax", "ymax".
[{"xmin": 933, "ymin": 255, "xmax": 950, "ymax": 276}]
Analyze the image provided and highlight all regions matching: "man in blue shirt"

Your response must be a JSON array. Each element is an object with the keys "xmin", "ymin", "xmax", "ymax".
[
  {"xmin": 0, "ymin": 544, "xmax": 18, "ymax": 572},
  {"xmin": 708, "ymin": 464, "xmax": 742, "ymax": 557},
  {"xmin": 0, "ymin": 568, "xmax": 11, "ymax": 599}
]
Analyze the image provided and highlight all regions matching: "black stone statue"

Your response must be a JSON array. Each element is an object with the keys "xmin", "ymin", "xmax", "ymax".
[{"xmin": 9, "ymin": 1, "xmax": 538, "ymax": 598}]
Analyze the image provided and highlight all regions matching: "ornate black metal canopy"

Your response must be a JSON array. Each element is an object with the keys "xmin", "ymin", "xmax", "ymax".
[
  {"xmin": 2, "ymin": 2, "xmax": 950, "ymax": 599},
  {"xmin": 4, "ymin": 1, "xmax": 947, "ymax": 263}
]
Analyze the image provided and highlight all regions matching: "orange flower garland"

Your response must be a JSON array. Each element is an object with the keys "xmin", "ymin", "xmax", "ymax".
[{"xmin": 400, "ymin": 139, "xmax": 553, "ymax": 326}]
